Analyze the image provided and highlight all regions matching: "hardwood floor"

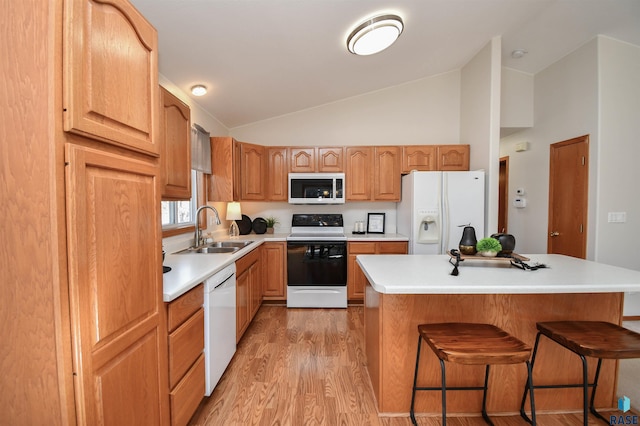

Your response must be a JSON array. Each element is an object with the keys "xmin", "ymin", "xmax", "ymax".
[{"xmin": 190, "ymin": 306, "xmax": 631, "ymax": 425}]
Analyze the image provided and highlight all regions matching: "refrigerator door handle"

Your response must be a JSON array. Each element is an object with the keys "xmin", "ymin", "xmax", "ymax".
[{"xmin": 441, "ymin": 173, "xmax": 449, "ymax": 253}]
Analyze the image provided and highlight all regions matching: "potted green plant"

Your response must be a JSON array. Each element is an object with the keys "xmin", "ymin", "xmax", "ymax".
[
  {"xmin": 476, "ymin": 237, "xmax": 502, "ymax": 257},
  {"xmin": 265, "ymin": 216, "xmax": 279, "ymax": 234}
]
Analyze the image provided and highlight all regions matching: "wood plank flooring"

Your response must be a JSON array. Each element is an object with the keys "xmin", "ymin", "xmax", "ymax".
[{"xmin": 189, "ymin": 306, "xmax": 632, "ymax": 425}]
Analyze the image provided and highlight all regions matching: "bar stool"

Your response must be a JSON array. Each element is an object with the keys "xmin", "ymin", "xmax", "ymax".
[
  {"xmin": 520, "ymin": 321, "xmax": 640, "ymax": 425},
  {"xmin": 410, "ymin": 322, "xmax": 536, "ymax": 425}
]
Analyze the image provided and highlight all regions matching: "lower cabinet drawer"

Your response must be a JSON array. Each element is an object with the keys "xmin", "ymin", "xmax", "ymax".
[
  {"xmin": 168, "ymin": 308, "xmax": 204, "ymax": 388},
  {"xmin": 170, "ymin": 353, "xmax": 205, "ymax": 426}
]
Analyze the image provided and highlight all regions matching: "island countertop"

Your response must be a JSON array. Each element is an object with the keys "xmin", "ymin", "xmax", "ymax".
[{"xmin": 356, "ymin": 253, "xmax": 640, "ymax": 294}]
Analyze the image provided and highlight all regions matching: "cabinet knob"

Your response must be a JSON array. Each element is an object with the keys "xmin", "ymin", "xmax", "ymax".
[{"xmin": 550, "ymin": 231, "xmax": 560, "ymax": 237}]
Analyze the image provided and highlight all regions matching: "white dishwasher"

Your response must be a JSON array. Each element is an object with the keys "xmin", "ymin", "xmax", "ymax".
[{"xmin": 204, "ymin": 263, "xmax": 236, "ymax": 396}]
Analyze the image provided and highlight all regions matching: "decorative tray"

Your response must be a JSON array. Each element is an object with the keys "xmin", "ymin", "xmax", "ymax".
[
  {"xmin": 446, "ymin": 250, "xmax": 529, "ymax": 262},
  {"xmin": 447, "ymin": 250, "xmax": 537, "ymax": 276}
]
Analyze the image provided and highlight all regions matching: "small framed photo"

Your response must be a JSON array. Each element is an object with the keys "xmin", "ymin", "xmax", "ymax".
[{"xmin": 367, "ymin": 213, "xmax": 385, "ymax": 234}]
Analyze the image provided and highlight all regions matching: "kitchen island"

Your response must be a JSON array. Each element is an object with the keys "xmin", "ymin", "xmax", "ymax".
[{"xmin": 356, "ymin": 254, "xmax": 640, "ymax": 416}]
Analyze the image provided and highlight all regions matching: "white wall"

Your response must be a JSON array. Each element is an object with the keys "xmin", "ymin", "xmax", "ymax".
[
  {"xmin": 460, "ymin": 37, "xmax": 502, "ymax": 235},
  {"xmin": 501, "ymin": 67, "xmax": 534, "ymax": 131},
  {"xmin": 596, "ymin": 37, "xmax": 640, "ymax": 270},
  {"xmin": 229, "ymin": 71, "xmax": 461, "ymax": 146},
  {"xmin": 500, "ymin": 38, "xmax": 599, "ymax": 256}
]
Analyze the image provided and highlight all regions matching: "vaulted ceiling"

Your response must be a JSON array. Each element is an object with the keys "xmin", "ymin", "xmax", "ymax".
[{"xmin": 131, "ymin": 0, "xmax": 640, "ymax": 129}]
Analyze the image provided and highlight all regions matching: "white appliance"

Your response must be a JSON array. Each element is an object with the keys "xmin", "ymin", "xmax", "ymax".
[
  {"xmin": 204, "ymin": 263, "xmax": 236, "ymax": 396},
  {"xmin": 397, "ymin": 171, "xmax": 485, "ymax": 254},
  {"xmin": 288, "ymin": 173, "xmax": 345, "ymax": 204}
]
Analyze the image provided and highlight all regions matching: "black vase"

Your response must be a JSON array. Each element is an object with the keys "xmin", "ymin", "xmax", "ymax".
[
  {"xmin": 491, "ymin": 233, "xmax": 516, "ymax": 255},
  {"xmin": 459, "ymin": 226, "xmax": 478, "ymax": 255}
]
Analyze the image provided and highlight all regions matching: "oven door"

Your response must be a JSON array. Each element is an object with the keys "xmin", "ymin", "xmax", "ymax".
[{"xmin": 286, "ymin": 241, "xmax": 347, "ymax": 286}]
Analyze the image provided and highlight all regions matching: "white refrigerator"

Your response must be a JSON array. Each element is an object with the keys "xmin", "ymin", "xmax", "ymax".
[{"xmin": 397, "ymin": 171, "xmax": 485, "ymax": 254}]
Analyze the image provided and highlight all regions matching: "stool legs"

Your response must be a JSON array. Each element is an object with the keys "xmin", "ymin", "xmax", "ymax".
[{"xmin": 521, "ymin": 331, "xmax": 609, "ymax": 426}]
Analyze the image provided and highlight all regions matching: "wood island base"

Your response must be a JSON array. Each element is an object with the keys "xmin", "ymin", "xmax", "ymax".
[{"xmin": 364, "ymin": 284, "xmax": 623, "ymax": 415}]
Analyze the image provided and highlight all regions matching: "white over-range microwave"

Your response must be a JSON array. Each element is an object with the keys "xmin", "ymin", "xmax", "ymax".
[{"xmin": 288, "ymin": 173, "xmax": 345, "ymax": 204}]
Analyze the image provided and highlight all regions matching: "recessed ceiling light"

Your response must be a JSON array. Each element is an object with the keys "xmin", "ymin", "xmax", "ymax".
[
  {"xmin": 191, "ymin": 85, "xmax": 207, "ymax": 96},
  {"xmin": 347, "ymin": 14, "xmax": 404, "ymax": 56}
]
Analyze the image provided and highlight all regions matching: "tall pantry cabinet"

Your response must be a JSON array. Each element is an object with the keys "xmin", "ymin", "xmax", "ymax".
[{"xmin": 1, "ymin": 1, "xmax": 169, "ymax": 425}]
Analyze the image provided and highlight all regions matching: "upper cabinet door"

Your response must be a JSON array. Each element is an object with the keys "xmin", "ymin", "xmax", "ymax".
[
  {"xmin": 160, "ymin": 86, "xmax": 191, "ymax": 200},
  {"xmin": 345, "ymin": 147, "xmax": 372, "ymax": 201},
  {"xmin": 437, "ymin": 145, "xmax": 470, "ymax": 171},
  {"xmin": 289, "ymin": 147, "xmax": 315, "ymax": 173},
  {"xmin": 317, "ymin": 147, "xmax": 344, "ymax": 172},
  {"xmin": 402, "ymin": 146, "xmax": 436, "ymax": 173},
  {"xmin": 63, "ymin": 0, "xmax": 160, "ymax": 156}
]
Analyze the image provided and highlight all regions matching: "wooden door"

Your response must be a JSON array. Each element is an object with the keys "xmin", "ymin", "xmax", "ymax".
[
  {"xmin": 402, "ymin": 145, "xmax": 436, "ymax": 173},
  {"xmin": 289, "ymin": 147, "xmax": 315, "ymax": 172},
  {"xmin": 266, "ymin": 147, "xmax": 288, "ymax": 201},
  {"xmin": 318, "ymin": 147, "xmax": 344, "ymax": 172},
  {"xmin": 160, "ymin": 86, "xmax": 191, "ymax": 200},
  {"xmin": 373, "ymin": 146, "xmax": 401, "ymax": 201},
  {"xmin": 548, "ymin": 135, "xmax": 589, "ymax": 258},
  {"xmin": 65, "ymin": 144, "xmax": 169, "ymax": 425},
  {"xmin": 498, "ymin": 156, "xmax": 509, "ymax": 233},
  {"xmin": 63, "ymin": 0, "xmax": 159, "ymax": 155},
  {"xmin": 345, "ymin": 147, "xmax": 372, "ymax": 201},
  {"xmin": 262, "ymin": 243, "xmax": 286, "ymax": 299},
  {"xmin": 239, "ymin": 142, "xmax": 265, "ymax": 200}
]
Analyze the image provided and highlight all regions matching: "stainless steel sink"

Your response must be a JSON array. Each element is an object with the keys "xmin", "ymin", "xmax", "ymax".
[
  {"xmin": 176, "ymin": 241, "xmax": 254, "ymax": 254},
  {"xmin": 194, "ymin": 246, "xmax": 238, "ymax": 254},
  {"xmin": 208, "ymin": 241, "xmax": 254, "ymax": 248}
]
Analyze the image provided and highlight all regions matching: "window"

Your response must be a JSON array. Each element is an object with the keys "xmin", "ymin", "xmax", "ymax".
[{"xmin": 162, "ymin": 170, "xmax": 198, "ymax": 229}]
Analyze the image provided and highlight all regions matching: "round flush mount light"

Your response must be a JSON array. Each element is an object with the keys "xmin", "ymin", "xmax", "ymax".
[
  {"xmin": 511, "ymin": 49, "xmax": 528, "ymax": 59},
  {"xmin": 191, "ymin": 85, "xmax": 207, "ymax": 96},
  {"xmin": 347, "ymin": 14, "xmax": 404, "ymax": 56}
]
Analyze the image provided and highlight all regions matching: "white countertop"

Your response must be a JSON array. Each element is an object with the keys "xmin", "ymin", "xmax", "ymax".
[
  {"xmin": 162, "ymin": 234, "xmax": 288, "ymax": 302},
  {"xmin": 163, "ymin": 232, "xmax": 409, "ymax": 302},
  {"xmin": 356, "ymin": 254, "xmax": 640, "ymax": 294}
]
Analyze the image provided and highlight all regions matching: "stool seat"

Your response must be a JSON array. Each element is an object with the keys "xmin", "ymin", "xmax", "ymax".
[
  {"xmin": 537, "ymin": 321, "xmax": 640, "ymax": 359},
  {"xmin": 419, "ymin": 323, "xmax": 531, "ymax": 365}
]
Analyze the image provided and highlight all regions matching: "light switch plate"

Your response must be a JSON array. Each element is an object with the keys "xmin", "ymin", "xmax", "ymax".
[{"xmin": 608, "ymin": 212, "xmax": 627, "ymax": 223}]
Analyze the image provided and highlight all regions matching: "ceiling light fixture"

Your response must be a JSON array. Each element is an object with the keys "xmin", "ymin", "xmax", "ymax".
[
  {"xmin": 347, "ymin": 14, "xmax": 404, "ymax": 56},
  {"xmin": 511, "ymin": 49, "xmax": 528, "ymax": 59},
  {"xmin": 191, "ymin": 85, "xmax": 208, "ymax": 96}
]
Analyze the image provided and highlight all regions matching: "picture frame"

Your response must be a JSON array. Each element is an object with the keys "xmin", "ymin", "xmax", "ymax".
[{"xmin": 367, "ymin": 213, "xmax": 385, "ymax": 234}]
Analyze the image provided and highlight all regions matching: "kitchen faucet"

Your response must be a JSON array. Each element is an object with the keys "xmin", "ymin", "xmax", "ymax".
[{"xmin": 194, "ymin": 205, "xmax": 222, "ymax": 247}]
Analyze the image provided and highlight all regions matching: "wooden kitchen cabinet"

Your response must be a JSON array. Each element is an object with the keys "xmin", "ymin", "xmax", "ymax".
[
  {"xmin": 209, "ymin": 138, "xmax": 266, "ymax": 201},
  {"xmin": 160, "ymin": 86, "xmax": 191, "ymax": 200},
  {"xmin": 345, "ymin": 146, "xmax": 401, "ymax": 201},
  {"xmin": 289, "ymin": 146, "xmax": 344, "ymax": 172},
  {"xmin": 318, "ymin": 147, "xmax": 344, "ymax": 172},
  {"xmin": 437, "ymin": 144, "xmax": 470, "ymax": 170},
  {"xmin": 267, "ymin": 147, "xmax": 288, "ymax": 201},
  {"xmin": 289, "ymin": 147, "xmax": 316, "ymax": 172},
  {"xmin": 261, "ymin": 242, "xmax": 287, "ymax": 300},
  {"xmin": 402, "ymin": 145, "xmax": 437, "ymax": 173},
  {"xmin": 63, "ymin": 0, "xmax": 160, "ymax": 156},
  {"xmin": 166, "ymin": 285, "xmax": 205, "ymax": 426},
  {"xmin": 373, "ymin": 146, "xmax": 401, "ymax": 201},
  {"xmin": 236, "ymin": 248, "xmax": 262, "ymax": 342},
  {"xmin": 345, "ymin": 146, "xmax": 372, "ymax": 200},
  {"xmin": 347, "ymin": 241, "xmax": 408, "ymax": 302},
  {"xmin": 65, "ymin": 144, "xmax": 170, "ymax": 425},
  {"xmin": 239, "ymin": 142, "xmax": 266, "ymax": 200}
]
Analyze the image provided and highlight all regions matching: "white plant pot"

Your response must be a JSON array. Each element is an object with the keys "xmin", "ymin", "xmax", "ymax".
[{"xmin": 479, "ymin": 251, "xmax": 497, "ymax": 257}]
